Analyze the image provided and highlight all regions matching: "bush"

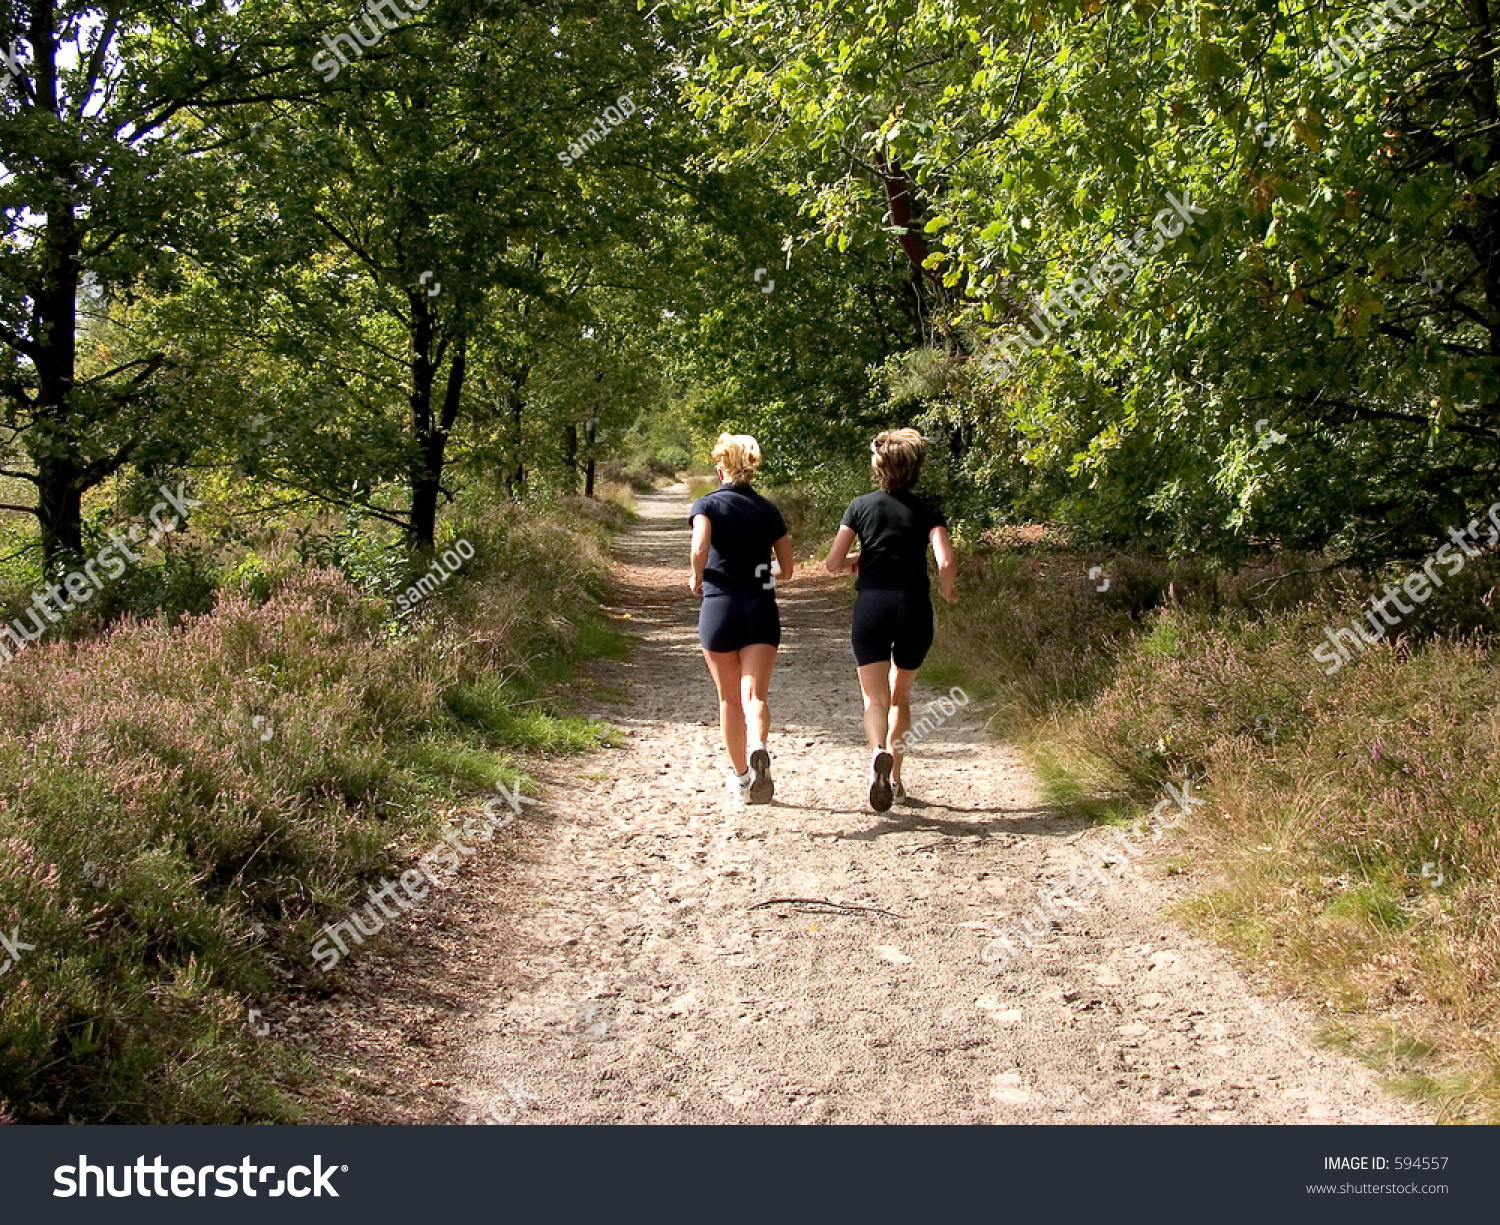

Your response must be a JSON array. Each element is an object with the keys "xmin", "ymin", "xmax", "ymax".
[
  {"xmin": 758, "ymin": 477, "xmax": 870, "ymax": 556},
  {"xmin": 0, "ymin": 498, "xmax": 623, "ymax": 1123},
  {"xmin": 934, "ymin": 540, "xmax": 1500, "ymax": 1118}
]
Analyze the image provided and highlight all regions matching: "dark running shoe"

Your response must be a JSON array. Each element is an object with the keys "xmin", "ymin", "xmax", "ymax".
[
  {"xmin": 748, "ymin": 747, "xmax": 774, "ymax": 804},
  {"xmin": 869, "ymin": 749, "xmax": 894, "ymax": 813}
]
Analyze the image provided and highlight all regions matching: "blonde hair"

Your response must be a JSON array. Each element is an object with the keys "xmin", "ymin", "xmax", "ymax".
[
  {"xmin": 871, "ymin": 428, "xmax": 926, "ymax": 492},
  {"xmin": 713, "ymin": 433, "xmax": 762, "ymax": 485}
]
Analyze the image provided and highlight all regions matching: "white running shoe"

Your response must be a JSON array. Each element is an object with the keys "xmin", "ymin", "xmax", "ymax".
[
  {"xmin": 747, "ymin": 747, "xmax": 774, "ymax": 803},
  {"xmin": 725, "ymin": 771, "xmax": 750, "ymax": 805},
  {"xmin": 869, "ymin": 749, "xmax": 894, "ymax": 813},
  {"xmin": 892, "ymin": 780, "xmax": 907, "ymax": 805}
]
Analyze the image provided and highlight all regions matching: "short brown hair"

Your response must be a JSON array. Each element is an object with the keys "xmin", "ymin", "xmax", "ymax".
[
  {"xmin": 871, "ymin": 428, "xmax": 926, "ymax": 492},
  {"xmin": 712, "ymin": 434, "xmax": 762, "ymax": 485}
]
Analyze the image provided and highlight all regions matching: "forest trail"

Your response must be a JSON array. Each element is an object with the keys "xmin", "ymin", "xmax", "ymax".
[{"xmin": 452, "ymin": 487, "xmax": 1425, "ymax": 1124}]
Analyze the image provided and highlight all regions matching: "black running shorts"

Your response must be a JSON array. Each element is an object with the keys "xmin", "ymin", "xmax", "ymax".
[
  {"xmin": 699, "ymin": 591, "xmax": 781, "ymax": 653},
  {"xmin": 851, "ymin": 587, "xmax": 934, "ymax": 670}
]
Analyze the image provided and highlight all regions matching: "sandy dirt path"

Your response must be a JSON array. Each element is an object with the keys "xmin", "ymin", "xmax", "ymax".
[{"xmin": 454, "ymin": 487, "xmax": 1425, "ymax": 1124}]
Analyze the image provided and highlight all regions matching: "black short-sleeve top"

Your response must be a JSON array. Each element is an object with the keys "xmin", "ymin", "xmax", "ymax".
[
  {"xmin": 840, "ymin": 489, "xmax": 947, "ymax": 592},
  {"xmin": 689, "ymin": 484, "xmax": 788, "ymax": 597}
]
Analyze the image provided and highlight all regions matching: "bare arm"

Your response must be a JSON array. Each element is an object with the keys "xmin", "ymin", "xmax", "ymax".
[
  {"xmin": 690, "ymin": 515, "xmax": 711, "ymax": 595},
  {"xmin": 771, "ymin": 533, "xmax": 793, "ymax": 584},
  {"xmin": 823, "ymin": 524, "xmax": 858, "ymax": 575},
  {"xmin": 932, "ymin": 525, "xmax": 957, "ymax": 604}
]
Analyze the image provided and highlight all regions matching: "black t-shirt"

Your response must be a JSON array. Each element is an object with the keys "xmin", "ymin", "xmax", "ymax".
[
  {"xmin": 841, "ymin": 489, "xmax": 947, "ymax": 592},
  {"xmin": 689, "ymin": 484, "xmax": 788, "ymax": 596}
]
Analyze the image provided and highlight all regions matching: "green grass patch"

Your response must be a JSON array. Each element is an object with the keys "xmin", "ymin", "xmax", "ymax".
[
  {"xmin": 1320, "ymin": 883, "xmax": 1406, "ymax": 934},
  {"xmin": 915, "ymin": 653, "xmax": 977, "ymax": 698},
  {"xmin": 571, "ymin": 614, "xmax": 632, "ymax": 663},
  {"xmin": 446, "ymin": 677, "xmax": 620, "ymax": 753}
]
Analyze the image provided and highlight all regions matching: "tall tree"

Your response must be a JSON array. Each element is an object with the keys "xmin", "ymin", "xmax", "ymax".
[
  {"xmin": 173, "ymin": 0, "xmax": 697, "ymax": 545},
  {"xmin": 684, "ymin": 0, "xmax": 1500, "ymax": 558},
  {"xmin": 0, "ymin": 0, "xmax": 327, "ymax": 561}
]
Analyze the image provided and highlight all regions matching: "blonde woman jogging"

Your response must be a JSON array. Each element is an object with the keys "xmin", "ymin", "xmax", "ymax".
[
  {"xmin": 690, "ymin": 434, "xmax": 793, "ymax": 804},
  {"xmin": 823, "ymin": 428, "xmax": 957, "ymax": 812}
]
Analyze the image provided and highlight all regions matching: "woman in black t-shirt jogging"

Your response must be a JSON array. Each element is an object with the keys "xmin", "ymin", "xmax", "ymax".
[
  {"xmin": 823, "ymin": 428, "xmax": 957, "ymax": 812},
  {"xmin": 689, "ymin": 434, "xmax": 793, "ymax": 805}
]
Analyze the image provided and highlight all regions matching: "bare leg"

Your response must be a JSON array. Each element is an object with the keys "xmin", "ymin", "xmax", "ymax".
[
  {"xmin": 857, "ymin": 661, "xmax": 893, "ymax": 752},
  {"xmin": 888, "ymin": 666, "xmax": 919, "ymax": 784},
  {"xmin": 739, "ymin": 642, "xmax": 778, "ymax": 748},
  {"xmin": 703, "ymin": 650, "xmax": 747, "ymax": 775}
]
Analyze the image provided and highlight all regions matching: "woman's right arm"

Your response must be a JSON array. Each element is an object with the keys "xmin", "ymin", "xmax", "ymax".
[
  {"xmin": 823, "ymin": 524, "xmax": 859, "ymax": 575},
  {"xmin": 690, "ymin": 515, "xmax": 711, "ymax": 595},
  {"xmin": 771, "ymin": 533, "xmax": 794, "ymax": 584},
  {"xmin": 931, "ymin": 525, "xmax": 958, "ymax": 604}
]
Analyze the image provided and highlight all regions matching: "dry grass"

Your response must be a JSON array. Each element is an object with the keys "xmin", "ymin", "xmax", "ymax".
[
  {"xmin": 0, "ymin": 498, "xmax": 626, "ymax": 1122},
  {"xmin": 933, "ymin": 541, "xmax": 1500, "ymax": 1120},
  {"xmin": 592, "ymin": 481, "xmax": 638, "ymax": 517}
]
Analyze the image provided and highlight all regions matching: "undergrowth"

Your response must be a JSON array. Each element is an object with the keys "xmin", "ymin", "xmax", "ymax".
[
  {"xmin": 932, "ymin": 543, "xmax": 1500, "ymax": 1122},
  {"xmin": 0, "ymin": 495, "xmax": 629, "ymax": 1123}
]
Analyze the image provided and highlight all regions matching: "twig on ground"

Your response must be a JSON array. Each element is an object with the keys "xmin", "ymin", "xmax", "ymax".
[
  {"xmin": 749, "ymin": 896, "xmax": 908, "ymax": 919},
  {"xmin": 908, "ymin": 838, "xmax": 981, "ymax": 853}
]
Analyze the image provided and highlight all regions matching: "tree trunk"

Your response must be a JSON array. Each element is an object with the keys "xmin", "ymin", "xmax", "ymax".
[
  {"xmin": 504, "ymin": 367, "xmax": 529, "ymax": 496},
  {"xmin": 563, "ymin": 421, "xmax": 578, "ymax": 488},
  {"xmin": 513, "ymin": 393, "xmax": 524, "ymax": 492},
  {"xmin": 408, "ymin": 295, "xmax": 467, "ymax": 549},
  {"xmin": 36, "ymin": 458, "xmax": 84, "ymax": 559},
  {"xmin": 874, "ymin": 151, "xmax": 947, "ymax": 344},
  {"xmin": 585, "ymin": 457, "xmax": 596, "ymax": 500},
  {"xmin": 29, "ymin": 1, "xmax": 84, "ymax": 563},
  {"xmin": 33, "ymin": 378, "xmax": 83, "ymax": 560}
]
